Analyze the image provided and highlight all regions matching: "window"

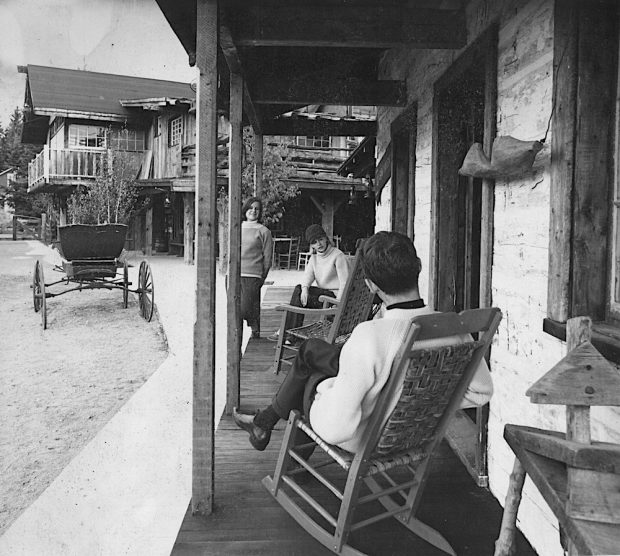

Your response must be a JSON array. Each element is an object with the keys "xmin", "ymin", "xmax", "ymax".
[
  {"xmin": 168, "ymin": 116, "xmax": 183, "ymax": 147},
  {"xmin": 108, "ymin": 129, "xmax": 145, "ymax": 152},
  {"xmin": 68, "ymin": 125, "xmax": 106, "ymax": 148},
  {"xmin": 295, "ymin": 136, "xmax": 330, "ymax": 148}
]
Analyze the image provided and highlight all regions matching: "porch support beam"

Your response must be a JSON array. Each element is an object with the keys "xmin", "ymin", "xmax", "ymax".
[
  {"xmin": 309, "ymin": 193, "xmax": 344, "ymax": 241},
  {"xmin": 183, "ymin": 192, "xmax": 195, "ymax": 264},
  {"xmin": 261, "ymin": 118, "xmax": 376, "ymax": 137},
  {"xmin": 227, "ymin": 5, "xmax": 466, "ymax": 49},
  {"xmin": 226, "ymin": 71, "xmax": 243, "ymax": 415},
  {"xmin": 253, "ymin": 77, "xmax": 406, "ymax": 106},
  {"xmin": 192, "ymin": 0, "xmax": 218, "ymax": 517}
]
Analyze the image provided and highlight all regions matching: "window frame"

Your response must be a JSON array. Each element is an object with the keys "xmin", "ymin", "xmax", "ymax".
[
  {"xmin": 168, "ymin": 116, "xmax": 183, "ymax": 148},
  {"xmin": 544, "ymin": 0, "xmax": 620, "ymax": 361},
  {"xmin": 68, "ymin": 124, "xmax": 106, "ymax": 149},
  {"xmin": 107, "ymin": 128, "xmax": 145, "ymax": 152},
  {"xmin": 295, "ymin": 136, "xmax": 331, "ymax": 148}
]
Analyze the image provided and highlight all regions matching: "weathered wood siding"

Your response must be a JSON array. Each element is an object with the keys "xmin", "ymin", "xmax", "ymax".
[
  {"xmin": 375, "ymin": 1, "xmax": 620, "ymax": 554},
  {"xmin": 151, "ymin": 111, "xmax": 195, "ymax": 179}
]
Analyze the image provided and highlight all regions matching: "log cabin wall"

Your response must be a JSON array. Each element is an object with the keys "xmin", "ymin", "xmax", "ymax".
[{"xmin": 374, "ymin": 1, "xmax": 620, "ymax": 554}]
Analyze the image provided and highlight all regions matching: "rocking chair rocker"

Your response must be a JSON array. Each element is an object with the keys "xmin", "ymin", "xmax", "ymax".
[{"xmin": 263, "ymin": 307, "xmax": 502, "ymax": 555}]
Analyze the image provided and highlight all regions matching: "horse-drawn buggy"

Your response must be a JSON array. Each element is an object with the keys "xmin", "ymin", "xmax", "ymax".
[{"xmin": 32, "ymin": 224, "xmax": 154, "ymax": 329}]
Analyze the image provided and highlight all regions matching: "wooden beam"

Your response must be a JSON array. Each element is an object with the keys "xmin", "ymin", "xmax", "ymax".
[
  {"xmin": 227, "ymin": 5, "xmax": 466, "ymax": 49},
  {"xmin": 252, "ymin": 77, "xmax": 406, "ymax": 106},
  {"xmin": 548, "ymin": 1, "xmax": 578, "ymax": 322},
  {"xmin": 183, "ymin": 192, "xmax": 195, "ymax": 264},
  {"xmin": 192, "ymin": 0, "xmax": 218, "ymax": 517},
  {"xmin": 479, "ymin": 26, "xmax": 498, "ymax": 309},
  {"xmin": 226, "ymin": 71, "xmax": 243, "ymax": 415},
  {"xmin": 570, "ymin": 4, "xmax": 616, "ymax": 321},
  {"xmin": 262, "ymin": 118, "xmax": 376, "ymax": 137}
]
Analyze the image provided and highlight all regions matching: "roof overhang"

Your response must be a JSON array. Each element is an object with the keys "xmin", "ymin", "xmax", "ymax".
[
  {"xmin": 155, "ymin": 1, "xmax": 467, "ymax": 133},
  {"xmin": 120, "ymin": 97, "xmax": 194, "ymax": 111},
  {"xmin": 337, "ymin": 136, "xmax": 376, "ymax": 178}
]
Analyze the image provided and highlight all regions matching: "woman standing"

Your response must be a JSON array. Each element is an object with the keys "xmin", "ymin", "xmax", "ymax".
[{"xmin": 240, "ymin": 197, "xmax": 273, "ymax": 338}]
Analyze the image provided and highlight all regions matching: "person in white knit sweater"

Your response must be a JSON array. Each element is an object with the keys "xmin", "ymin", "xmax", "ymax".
[
  {"xmin": 268, "ymin": 224, "xmax": 350, "ymax": 340},
  {"xmin": 233, "ymin": 231, "xmax": 493, "ymax": 453}
]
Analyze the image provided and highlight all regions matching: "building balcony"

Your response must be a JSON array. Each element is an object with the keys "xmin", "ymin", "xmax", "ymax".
[{"xmin": 28, "ymin": 147, "xmax": 145, "ymax": 193}]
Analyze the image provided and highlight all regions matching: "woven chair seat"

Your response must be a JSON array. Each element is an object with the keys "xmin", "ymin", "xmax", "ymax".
[{"xmin": 297, "ymin": 417, "xmax": 427, "ymax": 475}]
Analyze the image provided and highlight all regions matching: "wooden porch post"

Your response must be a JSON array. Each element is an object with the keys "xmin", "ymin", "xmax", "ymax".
[
  {"xmin": 254, "ymin": 133, "xmax": 263, "ymax": 197},
  {"xmin": 183, "ymin": 192, "xmax": 195, "ymax": 264},
  {"xmin": 145, "ymin": 204, "xmax": 153, "ymax": 256},
  {"xmin": 227, "ymin": 71, "xmax": 243, "ymax": 414},
  {"xmin": 193, "ymin": 0, "xmax": 218, "ymax": 517},
  {"xmin": 310, "ymin": 193, "xmax": 343, "ymax": 241}
]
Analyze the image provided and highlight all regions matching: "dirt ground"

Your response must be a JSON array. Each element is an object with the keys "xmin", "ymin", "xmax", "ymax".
[{"xmin": 0, "ymin": 258, "xmax": 168, "ymax": 535}]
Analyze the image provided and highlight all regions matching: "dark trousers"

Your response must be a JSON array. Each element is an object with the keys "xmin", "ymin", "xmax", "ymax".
[
  {"xmin": 271, "ymin": 338, "xmax": 341, "ymax": 420},
  {"xmin": 241, "ymin": 276, "xmax": 262, "ymax": 332},
  {"xmin": 284, "ymin": 284, "xmax": 335, "ymax": 330}
]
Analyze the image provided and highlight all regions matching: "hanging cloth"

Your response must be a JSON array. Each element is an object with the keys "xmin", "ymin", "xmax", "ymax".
[{"xmin": 459, "ymin": 135, "xmax": 544, "ymax": 178}]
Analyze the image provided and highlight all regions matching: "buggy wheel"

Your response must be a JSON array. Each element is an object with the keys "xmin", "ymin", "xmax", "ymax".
[
  {"xmin": 33, "ymin": 260, "xmax": 47, "ymax": 329},
  {"xmin": 122, "ymin": 260, "xmax": 129, "ymax": 309},
  {"xmin": 138, "ymin": 260, "xmax": 154, "ymax": 322}
]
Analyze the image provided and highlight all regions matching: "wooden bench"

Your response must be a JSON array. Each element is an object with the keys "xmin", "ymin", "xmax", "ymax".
[{"xmin": 495, "ymin": 317, "xmax": 620, "ymax": 555}]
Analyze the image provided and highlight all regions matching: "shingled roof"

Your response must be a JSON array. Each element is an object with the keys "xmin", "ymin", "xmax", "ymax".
[{"xmin": 22, "ymin": 65, "xmax": 194, "ymax": 143}]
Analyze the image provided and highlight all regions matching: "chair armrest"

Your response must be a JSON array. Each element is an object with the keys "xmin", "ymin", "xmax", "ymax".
[
  {"xmin": 275, "ymin": 303, "xmax": 338, "ymax": 316},
  {"xmin": 319, "ymin": 295, "xmax": 340, "ymax": 308}
]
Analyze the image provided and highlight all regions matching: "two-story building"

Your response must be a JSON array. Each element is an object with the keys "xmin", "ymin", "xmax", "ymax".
[{"xmin": 22, "ymin": 65, "xmax": 373, "ymax": 260}]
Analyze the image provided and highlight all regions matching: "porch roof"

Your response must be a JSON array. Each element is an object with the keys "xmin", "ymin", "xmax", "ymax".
[{"xmin": 155, "ymin": 0, "xmax": 468, "ymax": 135}]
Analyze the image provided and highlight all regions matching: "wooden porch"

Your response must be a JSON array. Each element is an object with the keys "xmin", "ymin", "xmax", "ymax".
[{"xmin": 172, "ymin": 286, "xmax": 537, "ymax": 556}]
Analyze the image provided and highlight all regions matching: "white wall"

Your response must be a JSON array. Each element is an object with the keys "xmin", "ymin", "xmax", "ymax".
[{"xmin": 375, "ymin": 1, "xmax": 584, "ymax": 554}]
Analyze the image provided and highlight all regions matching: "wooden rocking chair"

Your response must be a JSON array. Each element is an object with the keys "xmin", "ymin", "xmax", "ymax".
[
  {"xmin": 272, "ymin": 249, "xmax": 377, "ymax": 374},
  {"xmin": 263, "ymin": 307, "xmax": 502, "ymax": 555}
]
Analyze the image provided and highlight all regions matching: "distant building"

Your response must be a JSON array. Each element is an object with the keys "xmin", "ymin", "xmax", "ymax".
[{"xmin": 21, "ymin": 65, "xmax": 373, "ymax": 260}]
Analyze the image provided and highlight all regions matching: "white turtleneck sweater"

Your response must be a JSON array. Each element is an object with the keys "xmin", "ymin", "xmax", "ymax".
[
  {"xmin": 301, "ymin": 245, "xmax": 350, "ymax": 298},
  {"xmin": 309, "ymin": 305, "xmax": 493, "ymax": 454}
]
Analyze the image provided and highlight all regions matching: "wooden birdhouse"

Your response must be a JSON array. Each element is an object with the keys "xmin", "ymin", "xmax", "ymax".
[{"xmin": 525, "ymin": 317, "xmax": 620, "ymax": 525}]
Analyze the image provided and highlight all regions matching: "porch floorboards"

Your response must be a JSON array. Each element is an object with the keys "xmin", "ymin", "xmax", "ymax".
[{"xmin": 172, "ymin": 286, "xmax": 536, "ymax": 555}]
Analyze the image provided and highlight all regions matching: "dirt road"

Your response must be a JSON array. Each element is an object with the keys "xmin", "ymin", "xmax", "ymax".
[{"xmin": 0, "ymin": 240, "xmax": 168, "ymax": 535}]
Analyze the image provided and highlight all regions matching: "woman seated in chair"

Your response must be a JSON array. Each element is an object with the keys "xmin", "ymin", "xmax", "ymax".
[
  {"xmin": 235, "ymin": 231, "xmax": 493, "ymax": 452},
  {"xmin": 268, "ymin": 224, "xmax": 349, "ymax": 341}
]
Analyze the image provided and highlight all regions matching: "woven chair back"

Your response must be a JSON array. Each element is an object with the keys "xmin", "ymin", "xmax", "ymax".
[
  {"xmin": 326, "ymin": 249, "xmax": 375, "ymax": 343},
  {"xmin": 374, "ymin": 341, "xmax": 481, "ymax": 457}
]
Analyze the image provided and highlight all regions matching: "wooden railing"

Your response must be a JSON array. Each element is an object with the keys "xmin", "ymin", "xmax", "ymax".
[{"xmin": 28, "ymin": 147, "xmax": 144, "ymax": 189}]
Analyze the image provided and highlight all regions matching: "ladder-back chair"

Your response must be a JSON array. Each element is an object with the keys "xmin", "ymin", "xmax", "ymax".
[
  {"xmin": 276, "ymin": 237, "xmax": 300, "ymax": 270},
  {"xmin": 272, "ymin": 248, "xmax": 376, "ymax": 374},
  {"xmin": 263, "ymin": 307, "xmax": 502, "ymax": 555}
]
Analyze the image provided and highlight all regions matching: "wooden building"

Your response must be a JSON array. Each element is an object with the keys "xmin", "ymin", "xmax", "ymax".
[
  {"xmin": 154, "ymin": 1, "xmax": 620, "ymax": 554},
  {"xmin": 21, "ymin": 64, "xmax": 202, "ymax": 259},
  {"xmin": 21, "ymin": 65, "xmax": 372, "ymax": 260}
]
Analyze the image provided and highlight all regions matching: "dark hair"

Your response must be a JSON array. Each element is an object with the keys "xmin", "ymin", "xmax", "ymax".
[
  {"xmin": 305, "ymin": 224, "xmax": 328, "ymax": 244},
  {"xmin": 361, "ymin": 231, "xmax": 421, "ymax": 295},
  {"xmin": 241, "ymin": 197, "xmax": 262, "ymax": 221}
]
